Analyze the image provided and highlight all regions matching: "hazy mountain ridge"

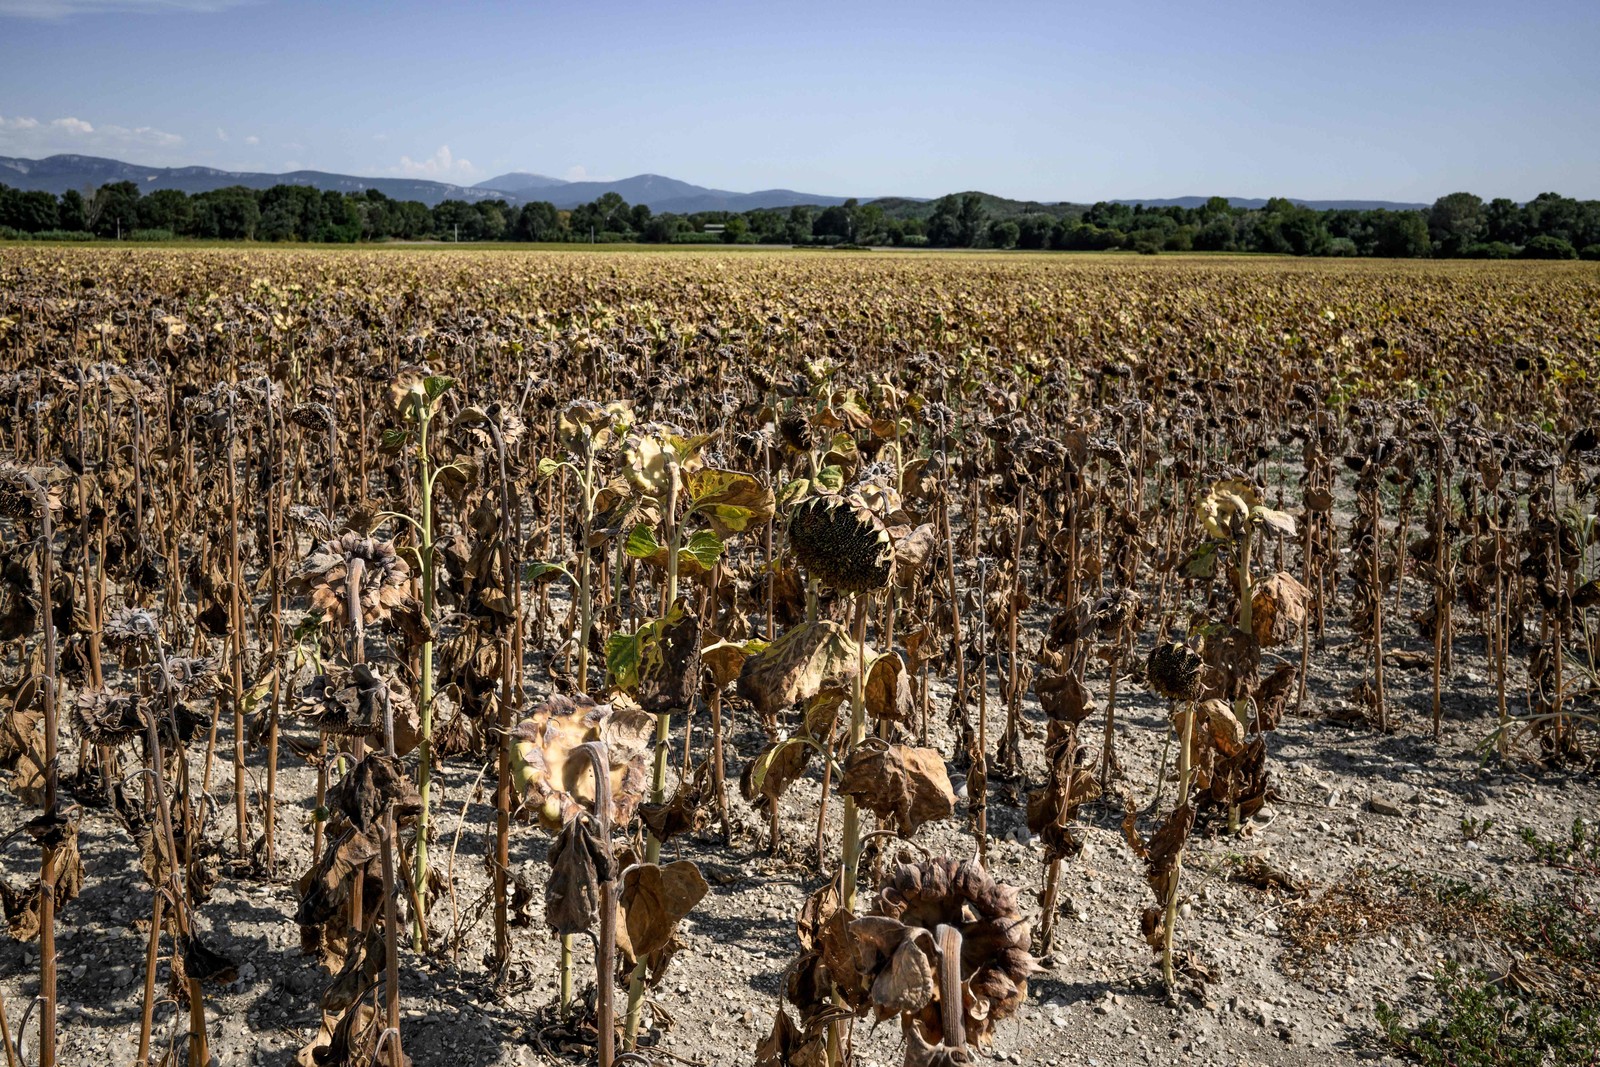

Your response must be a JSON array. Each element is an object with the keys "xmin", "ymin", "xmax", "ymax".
[
  {"xmin": 0, "ymin": 155, "xmax": 853, "ymax": 212},
  {"xmin": 0, "ymin": 154, "xmax": 507, "ymax": 205},
  {"xmin": 1, "ymin": 155, "xmax": 1431, "ymax": 215},
  {"xmin": 1115, "ymin": 196, "xmax": 1430, "ymax": 211}
]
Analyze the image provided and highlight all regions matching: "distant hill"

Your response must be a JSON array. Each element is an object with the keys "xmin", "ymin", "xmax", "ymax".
[
  {"xmin": 870, "ymin": 191, "xmax": 1081, "ymax": 220},
  {"xmin": 473, "ymin": 171, "xmax": 569, "ymax": 194},
  {"xmin": 0, "ymin": 155, "xmax": 1438, "ymax": 215},
  {"xmin": 531, "ymin": 175, "xmax": 850, "ymax": 213},
  {"xmin": 0, "ymin": 154, "xmax": 852, "ymax": 212},
  {"xmin": 1113, "ymin": 196, "xmax": 1429, "ymax": 211},
  {"xmin": 0, "ymin": 154, "xmax": 509, "ymax": 206}
]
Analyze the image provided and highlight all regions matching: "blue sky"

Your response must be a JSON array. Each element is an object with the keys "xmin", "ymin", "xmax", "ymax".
[{"xmin": 1, "ymin": 0, "xmax": 1596, "ymax": 201}]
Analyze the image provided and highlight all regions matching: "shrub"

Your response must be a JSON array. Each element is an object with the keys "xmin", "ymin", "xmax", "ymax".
[
  {"xmin": 1466, "ymin": 241, "xmax": 1516, "ymax": 259},
  {"xmin": 1580, "ymin": 244, "xmax": 1600, "ymax": 262},
  {"xmin": 130, "ymin": 229, "xmax": 175, "ymax": 242},
  {"xmin": 29, "ymin": 230, "xmax": 96, "ymax": 242},
  {"xmin": 1521, "ymin": 235, "xmax": 1577, "ymax": 260}
]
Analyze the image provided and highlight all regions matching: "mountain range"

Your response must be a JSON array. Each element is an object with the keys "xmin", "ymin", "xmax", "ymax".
[
  {"xmin": 0, "ymin": 154, "xmax": 853, "ymax": 213},
  {"xmin": 0, "ymin": 154, "xmax": 1432, "ymax": 214}
]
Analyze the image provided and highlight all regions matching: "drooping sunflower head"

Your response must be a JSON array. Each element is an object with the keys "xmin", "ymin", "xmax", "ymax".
[
  {"xmin": 1145, "ymin": 640, "xmax": 1204, "ymax": 702},
  {"xmin": 788, "ymin": 489, "xmax": 893, "ymax": 594},
  {"xmin": 295, "ymin": 532, "xmax": 412, "ymax": 628}
]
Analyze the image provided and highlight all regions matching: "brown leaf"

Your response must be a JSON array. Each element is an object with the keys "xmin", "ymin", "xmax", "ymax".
[
  {"xmin": 837, "ymin": 744, "xmax": 955, "ymax": 836},
  {"xmin": 616, "ymin": 860, "xmax": 708, "ymax": 964},
  {"xmin": 864, "ymin": 651, "xmax": 915, "ymax": 723},
  {"xmin": 736, "ymin": 621, "xmax": 859, "ymax": 717},
  {"xmin": 545, "ymin": 816, "xmax": 614, "ymax": 936},
  {"xmin": 327, "ymin": 754, "xmax": 421, "ymax": 833},
  {"xmin": 1251, "ymin": 571, "xmax": 1313, "ymax": 648},
  {"xmin": 1201, "ymin": 699, "xmax": 1247, "ymax": 758},
  {"xmin": 1035, "ymin": 671, "xmax": 1094, "ymax": 724},
  {"xmin": 870, "ymin": 936, "xmax": 936, "ymax": 1017},
  {"xmin": 637, "ymin": 601, "xmax": 701, "ymax": 714}
]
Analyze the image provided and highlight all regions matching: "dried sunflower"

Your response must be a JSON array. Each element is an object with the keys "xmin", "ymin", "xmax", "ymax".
[
  {"xmin": 1145, "ymin": 641, "xmax": 1203, "ymax": 702},
  {"xmin": 788, "ymin": 487, "xmax": 894, "ymax": 594},
  {"xmin": 294, "ymin": 533, "xmax": 412, "ymax": 629},
  {"xmin": 865, "ymin": 857, "xmax": 1037, "ymax": 1047}
]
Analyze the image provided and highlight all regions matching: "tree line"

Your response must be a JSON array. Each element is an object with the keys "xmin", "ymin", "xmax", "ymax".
[{"xmin": 2, "ymin": 180, "xmax": 1597, "ymax": 259}]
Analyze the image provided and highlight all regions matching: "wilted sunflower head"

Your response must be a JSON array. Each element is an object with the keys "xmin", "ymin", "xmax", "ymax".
[
  {"xmin": 0, "ymin": 465, "xmax": 35, "ymax": 519},
  {"xmin": 301, "ymin": 662, "xmax": 420, "ymax": 753},
  {"xmin": 289, "ymin": 403, "xmax": 334, "ymax": 432},
  {"xmin": 788, "ymin": 485, "xmax": 895, "ymax": 594},
  {"xmin": 870, "ymin": 857, "xmax": 1037, "ymax": 1047},
  {"xmin": 509, "ymin": 693, "xmax": 653, "ymax": 831},
  {"xmin": 149, "ymin": 655, "xmax": 217, "ymax": 699},
  {"xmin": 778, "ymin": 409, "xmax": 814, "ymax": 453},
  {"xmin": 1090, "ymin": 587, "xmax": 1142, "ymax": 635},
  {"xmin": 1145, "ymin": 640, "xmax": 1204, "ymax": 702},
  {"xmin": 103, "ymin": 607, "xmax": 162, "ymax": 650},
  {"xmin": 296, "ymin": 532, "xmax": 412, "ymax": 628},
  {"xmin": 72, "ymin": 688, "xmax": 146, "ymax": 745}
]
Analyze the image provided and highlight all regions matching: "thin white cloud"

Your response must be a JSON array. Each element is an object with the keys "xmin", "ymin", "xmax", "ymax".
[
  {"xmin": 565, "ymin": 165, "xmax": 588, "ymax": 182},
  {"xmin": 0, "ymin": 110, "xmax": 183, "ymax": 154},
  {"xmin": 395, "ymin": 145, "xmax": 476, "ymax": 180},
  {"xmin": 243, "ymin": 134, "xmax": 259, "ymax": 145},
  {"xmin": 0, "ymin": 0, "xmax": 252, "ymax": 19},
  {"xmin": 216, "ymin": 127, "xmax": 227, "ymax": 141}
]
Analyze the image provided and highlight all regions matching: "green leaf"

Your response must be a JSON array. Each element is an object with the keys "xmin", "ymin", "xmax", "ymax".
[
  {"xmin": 606, "ymin": 631, "xmax": 645, "ymax": 692},
  {"xmin": 536, "ymin": 456, "xmax": 562, "ymax": 480},
  {"xmin": 380, "ymin": 427, "xmax": 410, "ymax": 452},
  {"xmin": 1182, "ymin": 542, "xmax": 1219, "ymax": 580},
  {"xmin": 607, "ymin": 600, "xmax": 688, "ymax": 693},
  {"xmin": 778, "ymin": 478, "xmax": 811, "ymax": 508},
  {"xmin": 625, "ymin": 522, "xmax": 662, "ymax": 560},
  {"xmin": 525, "ymin": 561, "xmax": 571, "ymax": 584},
  {"xmin": 686, "ymin": 468, "xmax": 775, "ymax": 536},
  {"xmin": 815, "ymin": 465, "xmax": 846, "ymax": 493},
  {"xmin": 423, "ymin": 374, "xmax": 456, "ymax": 406},
  {"xmin": 292, "ymin": 610, "xmax": 325, "ymax": 643},
  {"xmin": 680, "ymin": 530, "xmax": 725, "ymax": 570}
]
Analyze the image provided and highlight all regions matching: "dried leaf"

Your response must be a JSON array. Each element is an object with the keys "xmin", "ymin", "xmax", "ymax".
[
  {"xmin": 616, "ymin": 860, "xmax": 708, "ymax": 964},
  {"xmin": 837, "ymin": 744, "xmax": 955, "ymax": 836}
]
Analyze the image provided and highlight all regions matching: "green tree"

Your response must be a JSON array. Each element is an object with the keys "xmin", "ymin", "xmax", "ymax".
[
  {"xmin": 814, "ymin": 203, "xmax": 853, "ymax": 240},
  {"xmin": 89, "ymin": 181, "xmax": 141, "ymax": 238},
  {"xmin": 1484, "ymin": 198, "xmax": 1525, "ymax": 245},
  {"xmin": 1016, "ymin": 213, "xmax": 1054, "ymax": 249},
  {"xmin": 513, "ymin": 201, "xmax": 561, "ymax": 241},
  {"xmin": 57, "ymin": 189, "xmax": 87, "ymax": 232},
  {"xmin": 1372, "ymin": 210, "xmax": 1430, "ymax": 258},
  {"xmin": 1428, "ymin": 192, "xmax": 1485, "ymax": 256},
  {"xmin": 138, "ymin": 188, "xmax": 192, "ymax": 233},
  {"xmin": 190, "ymin": 186, "xmax": 260, "ymax": 239},
  {"xmin": 4, "ymin": 189, "xmax": 60, "ymax": 232},
  {"xmin": 785, "ymin": 205, "xmax": 815, "ymax": 243},
  {"xmin": 1520, "ymin": 234, "xmax": 1577, "ymax": 259},
  {"xmin": 987, "ymin": 218, "xmax": 1020, "ymax": 249}
]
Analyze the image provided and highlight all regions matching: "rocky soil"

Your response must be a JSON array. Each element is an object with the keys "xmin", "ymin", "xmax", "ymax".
[{"xmin": 3, "ymin": 596, "xmax": 1596, "ymax": 1067}]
